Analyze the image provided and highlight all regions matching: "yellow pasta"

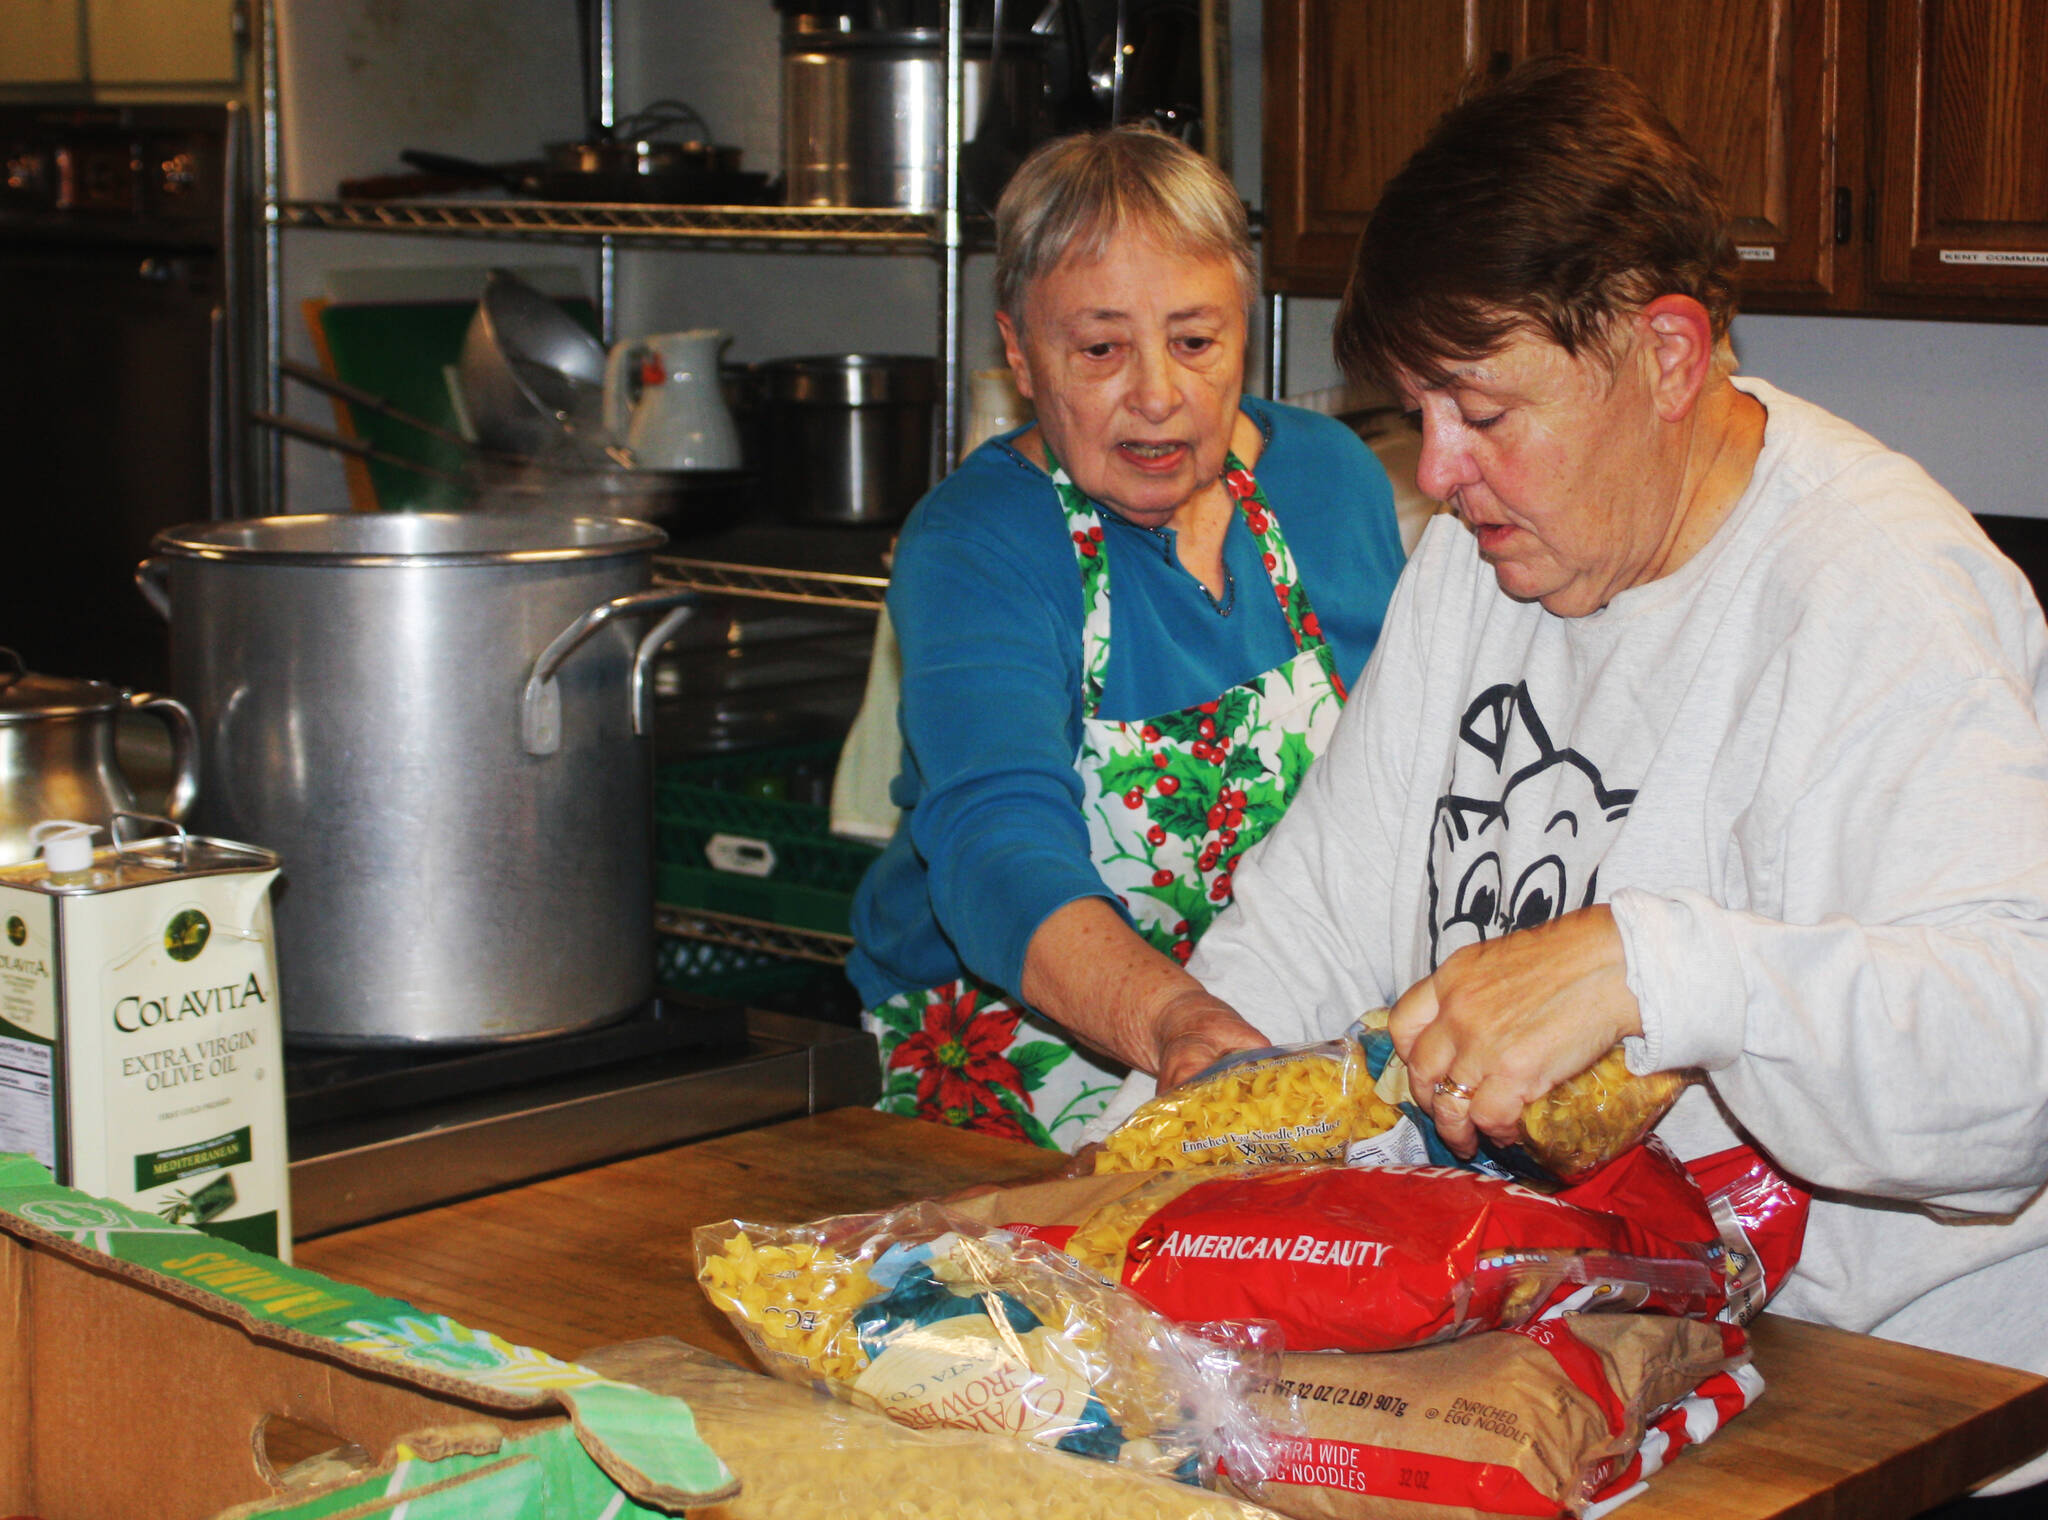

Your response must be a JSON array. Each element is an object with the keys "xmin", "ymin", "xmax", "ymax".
[
  {"xmin": 1094, "ymin": 1038, "xmax": 1403, "ymax": 1173},
  {"xmin": 695, "ymin": 1229, "xmax": 878, "ymax": 1383},
  {"xmin": 1354, "ymin": 1008, "xmax": 1692, "ymax": 1181},
  {"xmin": 1519, "ymin": 1046, "xmax": 1691, "ymax": 1181},
  {"xmin": 1063, "ymin": 1172, "xmax": 1210, "ymax": 1281}
]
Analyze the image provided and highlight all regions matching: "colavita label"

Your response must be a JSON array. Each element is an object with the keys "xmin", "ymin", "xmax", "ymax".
[
  {"xmin": 87, "ymin": 882, "xmax": 286, "ymax": 1254},
  {"xmin": 0, "ymin": 900, "xmax": 58, "ymax": 1042}
]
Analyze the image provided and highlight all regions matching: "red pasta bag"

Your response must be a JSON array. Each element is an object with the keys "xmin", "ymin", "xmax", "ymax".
[
  {"xmin": 953, "ymin": 1138, "xmax": 1729, "ymax": 1353},
  {"xmin": 1683, "ymin": 1144, "xmax": 1812, "ymax": 1324}
]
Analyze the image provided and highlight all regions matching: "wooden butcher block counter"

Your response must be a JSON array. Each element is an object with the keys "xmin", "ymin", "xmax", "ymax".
[{"xmin": 295, "ymin": 1108, "xmax": 2048, "ymax": 1519}]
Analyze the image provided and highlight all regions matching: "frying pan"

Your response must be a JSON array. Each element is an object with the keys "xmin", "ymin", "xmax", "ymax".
[{"xmin": 399, "ymin": 94, "xmax": 769, "ymax": 205}]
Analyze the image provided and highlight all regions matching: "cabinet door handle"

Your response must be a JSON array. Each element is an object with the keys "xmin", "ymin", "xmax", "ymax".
[{"xmin": 1834, "ymin": 186, "xmax": 1853, "ymax": 245}]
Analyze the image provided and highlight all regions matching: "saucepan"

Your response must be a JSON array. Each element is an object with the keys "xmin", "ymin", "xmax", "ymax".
[{"xmin": 741, "ymin": 354, "xmax": 937, "ymax": 525}]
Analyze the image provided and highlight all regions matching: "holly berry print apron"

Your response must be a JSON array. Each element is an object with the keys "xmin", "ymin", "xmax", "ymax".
[{"xmin": 867, "ymin": 450, "xmax": 1349, "ymax": 1148}]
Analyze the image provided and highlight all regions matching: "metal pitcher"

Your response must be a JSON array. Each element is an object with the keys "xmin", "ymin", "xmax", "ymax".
[{"xmin": 0, "ymin": 647, "xmax": 199, "ymax": 867}]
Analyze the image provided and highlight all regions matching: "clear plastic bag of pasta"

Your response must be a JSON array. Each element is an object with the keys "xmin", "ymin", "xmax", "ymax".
[
  {"xmin": 1093, "ymin": 1033, "xmax": 1406, "ymax": 1173},
  {"xmin": 577, "ymin": 1337, "xmax": 1288, "ymax": 1520},
  {"xmin": 1352, "ymin": 1009, "xmax": 1693, "ymax": 1185},
  {"xmin": 1098, "ymin": 1015, "xmax": 1691, "ymax": 1185},
  {"xmin": 693, "ymin": 1200, "xmax": 1293, "ymax": 1489}
]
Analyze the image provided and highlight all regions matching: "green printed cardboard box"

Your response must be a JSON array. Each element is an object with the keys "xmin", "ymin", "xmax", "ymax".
[{"xmin": 0, "ymin": 1154, "xmax": 736, "ymax": 1519}]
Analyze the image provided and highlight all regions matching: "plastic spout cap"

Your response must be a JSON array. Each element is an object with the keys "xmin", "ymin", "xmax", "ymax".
[{"xmin": 31, "ymin": 820, "xmax": 100, "ymax": 876}]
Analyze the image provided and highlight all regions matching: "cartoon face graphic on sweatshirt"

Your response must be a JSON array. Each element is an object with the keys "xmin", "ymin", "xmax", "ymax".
[{"xmin": 1427, "ymin": 682, "xmax": 1637, "ymax": 966}]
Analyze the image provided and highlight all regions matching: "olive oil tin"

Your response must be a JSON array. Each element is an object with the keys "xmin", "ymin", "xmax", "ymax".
[{"xmin": 0, "ymin": 832, "xmax": 291, "ymax": 1259}]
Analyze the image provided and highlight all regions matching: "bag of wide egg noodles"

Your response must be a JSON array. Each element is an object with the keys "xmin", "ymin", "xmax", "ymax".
[{"xmin": 1215, "ymin": 1313, "xmax": 1761, "ymax": 1519}]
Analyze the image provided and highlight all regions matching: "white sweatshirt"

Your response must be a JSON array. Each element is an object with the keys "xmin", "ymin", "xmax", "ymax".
[{"xmin": 1093, "ymin": 378, "xmax": 2048, "ymax": 1490}]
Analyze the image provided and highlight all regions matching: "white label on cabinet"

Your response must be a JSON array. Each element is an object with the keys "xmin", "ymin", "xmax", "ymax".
[
  {"xmin": 1736, "ymin": 246, "xmax": 1778, "ymax": 262},
  {"xmin": 1940, "ymin": 250, "xmax": 2048, "ymax": 268}
]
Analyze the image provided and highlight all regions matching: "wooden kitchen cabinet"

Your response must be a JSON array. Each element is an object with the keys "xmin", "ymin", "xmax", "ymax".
[
  {"xmin": 1262, "ymin": 1, "xmax": 1552, "ymax": 297},
  {"xmin": 1259, "ymin": 0, "xmax": 1836, "ymax": 302},
  {"xmin": 1263, "ymin": 0, "xmax": 2048, "ymax": 321},
  {"xmin": 1553, "ymin": 0, "xmax": 1855, "ymax": 310},
  {"xmin": 1869, "ymin": 0, "xmax": 2048, "ymax": 307}
]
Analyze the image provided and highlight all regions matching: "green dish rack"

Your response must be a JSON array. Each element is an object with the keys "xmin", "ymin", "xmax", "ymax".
[
  {"xmin": 655, "ymin": 934, "xmax": 831, "ymax": 1003},
  {"xmin": 653, "ymin": 742, "xmax": 883, "ymax": 938}
]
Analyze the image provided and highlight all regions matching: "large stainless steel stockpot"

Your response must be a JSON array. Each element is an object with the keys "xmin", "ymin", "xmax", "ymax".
[{"xmin": 138, "ymin": 513, "xmax": 694, "ymax": 1047}]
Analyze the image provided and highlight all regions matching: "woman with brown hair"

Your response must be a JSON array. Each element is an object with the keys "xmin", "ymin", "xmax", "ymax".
[{"xmin": 1092, "ymin": 57, "xmax": 2048, "ymax": 1505}]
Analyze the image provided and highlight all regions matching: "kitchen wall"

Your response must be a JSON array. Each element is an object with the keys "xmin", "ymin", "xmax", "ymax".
[{"xmin": 271, "ymin": 0, "xmax": 2048, "ymax": 521}]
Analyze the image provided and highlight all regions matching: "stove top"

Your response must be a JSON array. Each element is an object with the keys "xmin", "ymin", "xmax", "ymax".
[
  {"xmin": 285, "ymin": 999, "xmax": 878, "ymax": 1239},
  {"xmin": 285, "ymin": 995, "xmax": 749, "ymax": 1127}
]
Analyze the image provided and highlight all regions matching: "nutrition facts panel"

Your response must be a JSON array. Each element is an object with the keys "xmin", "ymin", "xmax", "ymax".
[{"xmin": 0, "ymin": 1032, "xmax": 55, "ymax": 1172}]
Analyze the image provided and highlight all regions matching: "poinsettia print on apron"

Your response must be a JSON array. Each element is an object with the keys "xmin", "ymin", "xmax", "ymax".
[{"xmin": 867, "ymin": 450, "xmax": 1349, "ymax": 1148}]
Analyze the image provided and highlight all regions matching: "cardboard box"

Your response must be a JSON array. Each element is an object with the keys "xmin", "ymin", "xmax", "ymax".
[{"xmin": 0, "ymin": 1154, "xmax": 737, "ymax": 1519}]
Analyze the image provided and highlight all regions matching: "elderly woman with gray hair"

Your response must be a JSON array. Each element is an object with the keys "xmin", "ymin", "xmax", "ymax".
[{"xmin": 848, "ymin": 126, "xmax": 1405, "ymax": 1147}]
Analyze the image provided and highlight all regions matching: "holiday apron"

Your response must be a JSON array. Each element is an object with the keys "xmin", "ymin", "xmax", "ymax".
[{"xmin": 866, "ymin": 451, "xmax": 1350, "ymax": 1148}]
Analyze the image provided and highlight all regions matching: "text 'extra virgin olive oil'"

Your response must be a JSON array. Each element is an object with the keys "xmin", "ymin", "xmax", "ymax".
[{"xmin": 0, "ymin": 831, "xmax": 292, "ymax": 1259}]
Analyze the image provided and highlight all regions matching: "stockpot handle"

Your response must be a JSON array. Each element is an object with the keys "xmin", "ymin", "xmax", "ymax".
[
  {"xmin": 123, "ymin": 691, "xmax": 201, "ymax": 822},
  {"xmin": 135, "ymin": 557, "xmax": 172, "ymax": 620},
  {"xmin": 521, "ymin": 585, "xmax": 697, "ymax": 756}
]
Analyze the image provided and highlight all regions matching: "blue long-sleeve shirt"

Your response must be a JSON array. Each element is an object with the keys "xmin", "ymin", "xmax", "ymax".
[{"xmin": 847, "ymin": 397, "xmax": 1404, "ymax": 1008}]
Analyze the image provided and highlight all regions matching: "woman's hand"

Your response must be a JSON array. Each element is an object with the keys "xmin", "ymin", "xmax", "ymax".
[
  {"xmin": 1149, "ymin": 986, "xmax": 1271, "ymax": 1091},
  {"xmin": 1020, "ymin": 897, "xmax": 1269, "ymax": 1085},
  {"xmin": 1389, "ymin": 905, "xmax": 1641, "ymax": 1157}
]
